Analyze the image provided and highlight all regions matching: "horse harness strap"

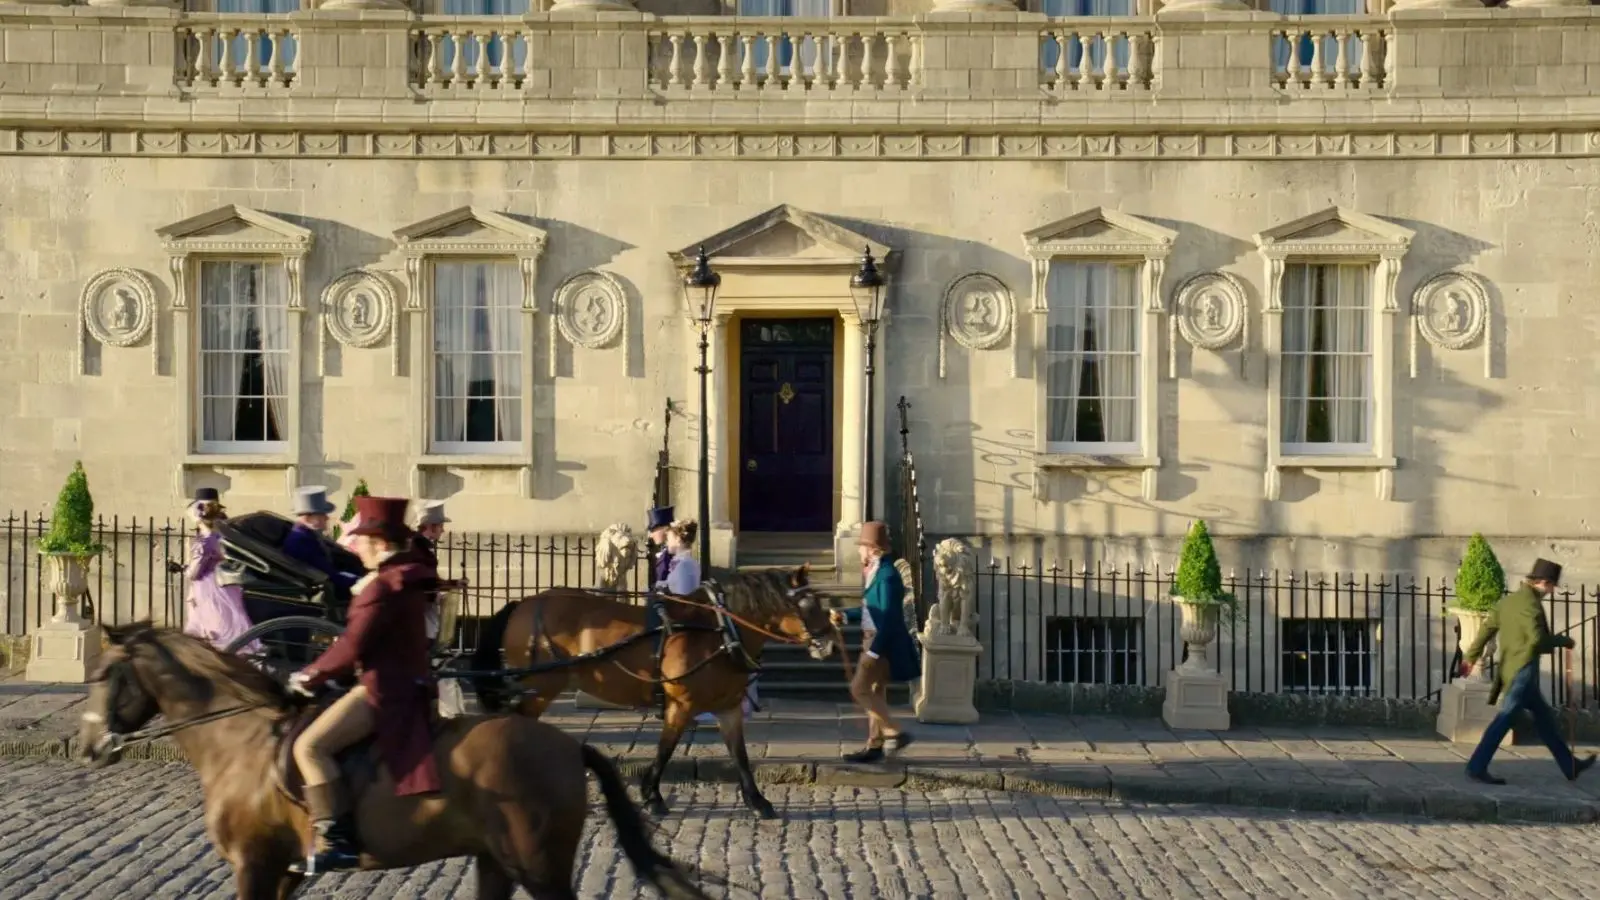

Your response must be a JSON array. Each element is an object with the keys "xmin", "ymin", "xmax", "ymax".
[{"xmin": 96, "ymin": 703, "xmax": 263, "ymax": 754}]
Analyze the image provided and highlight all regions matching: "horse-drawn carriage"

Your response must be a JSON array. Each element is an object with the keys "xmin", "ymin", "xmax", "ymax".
[{"xmin": 211, "ymin": 511, "xmax": 464, "ymax": 682}]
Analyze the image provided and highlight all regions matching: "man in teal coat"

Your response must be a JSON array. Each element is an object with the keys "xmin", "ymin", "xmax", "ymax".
[
  {"xmin": 1460, "ymin": 557, "xmax": 1596, "ymax": 784},
  {"xmin": 830, "ymin": 521, "xmax": 918, "ymax": 764}
]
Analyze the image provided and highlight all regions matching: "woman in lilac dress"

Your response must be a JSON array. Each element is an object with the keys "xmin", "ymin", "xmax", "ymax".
[{"xmin": 180, "ymin": 488, "xmax": 259, "ymax": 652}]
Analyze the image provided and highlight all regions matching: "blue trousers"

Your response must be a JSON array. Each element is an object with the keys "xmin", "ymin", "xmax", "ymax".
[{"xmin": 1467, "ymin": 662, "xmax": 1576, "ymax": 777}]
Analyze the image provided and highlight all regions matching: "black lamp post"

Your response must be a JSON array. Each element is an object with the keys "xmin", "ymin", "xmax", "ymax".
[
  {"xmin": 848, "ymin": 246, "xmax": 888, "ymax": 522},
  {"xmin": 683, "ymin": 245, "xmax": 720, "ymax": 570}
]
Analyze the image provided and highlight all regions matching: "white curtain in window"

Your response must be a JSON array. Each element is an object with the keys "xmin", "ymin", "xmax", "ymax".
[
  {"xmin": 199, "ymin": 262, "xmax": 240, "ymax": 443},
  {"xmin": 1280, "ymin": 263, "xmax": 1370, "ymax": 447},
  {"xmin": 485, "ymin": 262, "xmax": 523, "ymax": 443},
  {"xmin": 257, "ymin": 264, "xmax": 291, "ymax": 445},
  {"xmin": 1045, "ymin": 261, "xmax": 1140, "ymax": 447},
  {"xmin": 433, "ymin": 261, "xmax": 523, "ymax": 447}
]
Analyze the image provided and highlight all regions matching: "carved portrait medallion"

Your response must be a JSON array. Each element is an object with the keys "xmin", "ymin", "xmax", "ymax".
[
  {"xmin": 1173, "ymin": 271, "xmax": 1246, "ymax": 351},
  {"xmin": 321, "ymin": 269, "xmax": 396, "ymax": 349},
  {"xmin": 81, "ymin": 268, "xmax": 156, "ymax": 348},
  {"xmin": 1412, "ymin": 270, "xmax": 1488, "ymax": 351},
  {"xmin": 939, "ymin": 273, "xmax": 1014, "ymax": 378},
  {"xmin": 554, "ymin": 271, "xmax": 626, "ymax": 350}
]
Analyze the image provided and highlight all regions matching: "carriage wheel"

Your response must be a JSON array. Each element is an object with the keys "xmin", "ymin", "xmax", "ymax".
[{"xmin": 224, "ymin": 616, "xmax": 345, "ymax": 685}]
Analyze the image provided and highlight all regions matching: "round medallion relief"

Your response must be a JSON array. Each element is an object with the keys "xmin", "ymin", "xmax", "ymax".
[
  {"xmin": 554, "ymin": 271, "xmax": 626, "ymax": 350},
  {"xmin": 321, "ymin": 270, "xmax": 396, "ymax": 349},
  {"xmin": 942, "ymin": 273, "xmax": 1013, "ymax": 351},
  {"xmin": 1412, "ymin": 271, "xmax": 1488, "ymax": 351},
  {"xmin": 1173, "ymin": 272, "xmax": 1246, "ymax": 351},
  {"xmin": 81, "ymin": 268, "xmax": 156, "ymax": 348}
]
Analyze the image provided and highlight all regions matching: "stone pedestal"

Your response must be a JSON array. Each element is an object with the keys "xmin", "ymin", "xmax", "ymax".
[
  {"xmin": 26, "ymin": 614, "xmax": 102, "ymax": 684},
  {"xmin": 914, "ymin": 634, "xmax": 980, "ymax": 725},
  {"xmin": 1161, "ymin": 599, "xmax": 1231, "ymax": 731},
  {"xmin": 1162, "ymin": 667, "xmax": 1230, "ymax": 730},
  {"xmin": 1435, "ymin": 679, "xmax": 1511, "ymax": 747}
]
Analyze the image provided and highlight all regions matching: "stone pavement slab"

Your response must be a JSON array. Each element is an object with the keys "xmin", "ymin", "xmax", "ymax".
[
  {"xmin": 4, "ymin": 675, "xmax": 1600, "ymax": 824},
  {"xmin": 9, "ymin": 758, "xmax": 1600, "ymax": 900}
]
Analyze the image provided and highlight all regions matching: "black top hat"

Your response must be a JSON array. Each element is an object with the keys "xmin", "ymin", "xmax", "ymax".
[
  {"xmin": 646, "ymin": 506, "xmax": 674, "ymax": 531},
  {"xmin": 1527, "ymin": 558, "xmax": 1563, "ymax": 584},
  {"xmin": 193, "ymin": 487, "xmax": 220, "ymax": 503}
]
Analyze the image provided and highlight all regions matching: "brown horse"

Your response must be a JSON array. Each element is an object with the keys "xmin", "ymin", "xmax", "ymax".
[
  {"xmin": 469, "ymin": 565, "xmax": 837, "ymax": 820},
  {"xmin": 78, "ymin": 622, "xmax": 712, "ymax": 900}
]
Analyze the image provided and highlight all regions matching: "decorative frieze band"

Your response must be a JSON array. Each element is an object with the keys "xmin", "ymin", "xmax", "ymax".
[{"xmin": 5, "ymin": 128, "xmax": 1600, "ymax": 161}]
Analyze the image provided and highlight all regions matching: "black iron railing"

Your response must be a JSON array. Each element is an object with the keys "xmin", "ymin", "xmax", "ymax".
[{"xmin": 896, "ymin": 395, "xmax": 929, "ymax": 628}]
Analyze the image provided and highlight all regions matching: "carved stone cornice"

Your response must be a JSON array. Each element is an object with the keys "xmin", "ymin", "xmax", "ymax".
[{"xmin": 8, "ymin": 128, "xmax": 1600, "ymax": 161}]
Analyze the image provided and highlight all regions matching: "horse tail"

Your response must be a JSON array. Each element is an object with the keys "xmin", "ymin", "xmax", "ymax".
[
  {"xmin": 470, "ymin": 599, "xmax": 523, "ymax": 712},
  {"xmin": 581, "ymin": 744, "xmax": 714, "ymax": 900}
]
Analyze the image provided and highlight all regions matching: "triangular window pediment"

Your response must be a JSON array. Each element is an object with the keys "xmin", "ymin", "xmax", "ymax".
[
  {"xmin": 156, "ymin": 205, "xmax": 313, "ymax": 256},
  {"xmin": 1253, "ymin": 207, "xmax": 1413, "ymax": 257},
  {"xmin": 394, "ymin": 207, "xmax": 547, "ymax": 257},
  {"xmin": 1023, "ymin": 208, "xmax": 1177, "ymax": 259},
  {"xmin": 672, "ymin": 205, "xmax": 891, "ymax": 268}
]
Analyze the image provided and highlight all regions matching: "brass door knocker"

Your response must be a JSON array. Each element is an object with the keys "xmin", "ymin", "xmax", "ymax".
[{"xmin": 778, "ymin": 382, "xmax": 796, "ymax": 404}]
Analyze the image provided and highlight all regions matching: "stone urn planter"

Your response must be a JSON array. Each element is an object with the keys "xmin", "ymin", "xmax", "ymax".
[
  {"xmin": 42, "ymin": 551, "xmax": 96, "ymax": 623},
  {"xmin": 1452, "ymin": 608, "xmax": 1495, "ymax": 682},
  {"xmin": 1177, "ymin": 598, "xmax": 1222, "ymax": 672}
]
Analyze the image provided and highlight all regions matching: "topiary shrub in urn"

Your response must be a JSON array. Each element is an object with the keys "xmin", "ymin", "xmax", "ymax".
[
  {"xmin": 1171, "ymin": 520, "xmax": 1238, "ymax": 672},
  {"xmin": 1451, "ymin": 533, "xmax": 1506, "ymax": 682},
  {"xmin": 332, "ymin": 478, "xmax": 370, "ymax": 541},
  {"xmin": 37, "ymin": 461, "xmax": 105, "ymax": 623}
]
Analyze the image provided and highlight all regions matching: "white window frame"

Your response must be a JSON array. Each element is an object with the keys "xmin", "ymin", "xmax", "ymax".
[
  {"xmin": 193, "ymin": 259, "xmax": 296, "ymax": 455},
  {"xmin": 394, "ymin": 206, "xmax": 545, "ymax": 498},
  {"xmin": 1023, "ymin": 207, "xmax": 1174, "ymax": 502},
  {"xmin": 158, "ymin": 205, "xmax": 312, "ymax": 495},
  {"xmin": 1278, "ymin": 263, "xmax": 1373, "ymax": 457},
  {"xmin": 1255, "ymin": 206, "xmax": 1411, "ymax": 502}
]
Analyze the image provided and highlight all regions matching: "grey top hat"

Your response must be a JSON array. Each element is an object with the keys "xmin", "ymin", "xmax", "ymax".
[
  {"xmin": 414, "ymin": 500, "xmax": 450, "ymax": 527},
  {"xmin": 291, "ymin": 485, "xmax": 337, "ymax": 516}
]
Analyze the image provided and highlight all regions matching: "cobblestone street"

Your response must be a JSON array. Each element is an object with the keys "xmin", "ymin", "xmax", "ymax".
[{"xmin": 3, "ymin": 759, "xmax": 1599, "ymax": 900}]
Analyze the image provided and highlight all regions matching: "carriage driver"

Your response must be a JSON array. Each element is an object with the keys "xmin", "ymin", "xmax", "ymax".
[
  {"xmin": 282, "ymin": 486, "xmax": 363, "ymax": 606},
  {"xmin": 286, "ymin": 495, "xmax": 443, "ymax": 875}
]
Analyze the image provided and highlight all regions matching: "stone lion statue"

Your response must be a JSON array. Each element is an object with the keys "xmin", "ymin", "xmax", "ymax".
[
  {"xmin": 923, "ymin": 537, "xmax": 975, "ymax": 638},
  {"xmin": 594, "ymin": 523, "xmax": 640, "ymax": 590}
]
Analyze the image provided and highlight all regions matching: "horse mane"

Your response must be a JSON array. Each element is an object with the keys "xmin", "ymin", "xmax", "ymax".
[
  {"xmin": 120, "ymin": 624, "xmax": 291, "ymax": 712},
  {"xmin": 705, "ymin": 567, "xmax": 802, "ymax": 620}
]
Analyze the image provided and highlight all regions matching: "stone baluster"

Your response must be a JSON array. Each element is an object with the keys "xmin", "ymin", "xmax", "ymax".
[
  {"xmin": 691, "ymin": 33, "xmax": 709, "ymax": 88},
  {"xmin": 1366, "ymin": 29, "xmax": 1386, "ymax": 88},
  {"xmin": 220, "ymin": 29, "xmax": 239, "ymax": 87},
  {"xmin": 425, "ymin": 31, "xmax": 444, "ymax": 85},
  {"xmin": 243, "ymin": 30, "xmax": 262, "ymax": 85},
  {"xmin": 1382, "ymin": 27, "xmax": 1395, "ymax": 87},
  {"xmin": 764, "ymin": 31, "xmax": 779, "ymax": 89},
  {"xmin": 1051, "ymin": 33, "xmax": 1067, "ymax": 89},
  {"xmin": 451, "ymin": 32, "xmax": 468, "ymax": 85},
  {"xmin": 740, "ymin": 35, "xmax": 757, "ymax": 87},
  {"xmin": 716, "ymin": 33, "xmax": 734, "ymax": 88},
  {"xmin": 1130, "ymin": 32, "xmax": 1150, "ymax": 88},
  {"xmin": 271, "ymin": 28, "xmax": 288, "ymax": 84},
  {"xmin": 478, "ymin": 33, "xmax": 493, "ymax": 84},
  {"xmin": 1333, "ymin": 30, "xmax": 1349, "ymax": 87},
  {"xmin": 865, "ymin": 31, "xmax": 881, "ymax": 90},
  {"xmin": 1310, "ymin": 31, "xmax": 1326, "ymax": 89},
  {"xmin": 667, "ymin": 33, "xmax": 684, "ymax": 88},
  {"xmin": 1284, "ymin": 31, "xmax": 1300, "ymax": 88},
  {"xmin": 885, "ymin": 33, "xmax": 900, "ymax": 89}
]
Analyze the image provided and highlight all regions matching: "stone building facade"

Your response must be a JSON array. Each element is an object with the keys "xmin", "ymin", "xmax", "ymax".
[{"xmin": 1, "ymin": 0, "xmax": 1598, "ymax": 597}]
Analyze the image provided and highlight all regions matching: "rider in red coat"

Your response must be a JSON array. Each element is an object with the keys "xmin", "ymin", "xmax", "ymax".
[{"xmin": 287, "ymin": 495, "xmax": 442, "ymax": 874}]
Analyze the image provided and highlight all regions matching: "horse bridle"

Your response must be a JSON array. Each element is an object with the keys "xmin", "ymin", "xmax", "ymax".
[{"xmin": 85, "ymin": 654, "xmax": 262, "ymax": 756}]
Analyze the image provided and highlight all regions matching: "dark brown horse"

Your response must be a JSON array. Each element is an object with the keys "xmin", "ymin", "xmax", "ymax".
[
  {"xmin": 78, "ymin": 622, "xmax": 711, "ymax": 900},
  {"xmin": 470, "ymin": 565, "xmax": 837, "ymax": 820}
]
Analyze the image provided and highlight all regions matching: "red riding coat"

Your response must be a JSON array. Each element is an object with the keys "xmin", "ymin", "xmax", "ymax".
[{"xmin": 303, "ymin": 551, "xmax": 442, "ymax": 796}]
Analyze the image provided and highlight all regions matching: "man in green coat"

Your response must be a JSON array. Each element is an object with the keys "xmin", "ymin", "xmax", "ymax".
[{"xmin": 1460, "ymin": 557, "xmax": 1596, "ymax": 785}]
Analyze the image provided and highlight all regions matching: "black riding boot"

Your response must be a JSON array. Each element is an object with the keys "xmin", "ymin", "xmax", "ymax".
[{"xmin": 291, "ymin": 782, "xmax": 361, "ymax": 875}]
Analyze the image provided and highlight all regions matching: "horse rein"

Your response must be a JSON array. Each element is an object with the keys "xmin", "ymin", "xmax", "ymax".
[
  {"xmin": 659, "ymin": 591, "xmax": 860, "ymax": 685},
  {"xmin": 86, "ymin": 703, "xmax": 264, "ymax": 754}
]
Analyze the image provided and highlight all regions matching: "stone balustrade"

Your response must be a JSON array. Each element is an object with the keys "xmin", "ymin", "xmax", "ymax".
[
  {"xmin": 1038, "ymin": 26, "xmax": 1156, "ymax": 92},
  {"xmin": 1270, "ymin": 22, "xmax": 1390, "ymax": 90},
  {"xmin": 648, "ymin": 20, "xmax": 920, "ymax": 92},
  {"xmin": 410, "ymin": 23, "xmax": 534, "ymax": 90},
  {"xmin": 0, "ymin": 7, "xmax": 1593, "ymax": 125},
  {"xmin": 174, "ymin": 19, "xmax": 299, "ymax": 91}
]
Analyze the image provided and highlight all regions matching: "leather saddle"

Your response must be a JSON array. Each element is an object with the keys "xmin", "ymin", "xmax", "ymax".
[{"xmin": 273, "ymin": 694, "xmax": 383, "ymax": 808}]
